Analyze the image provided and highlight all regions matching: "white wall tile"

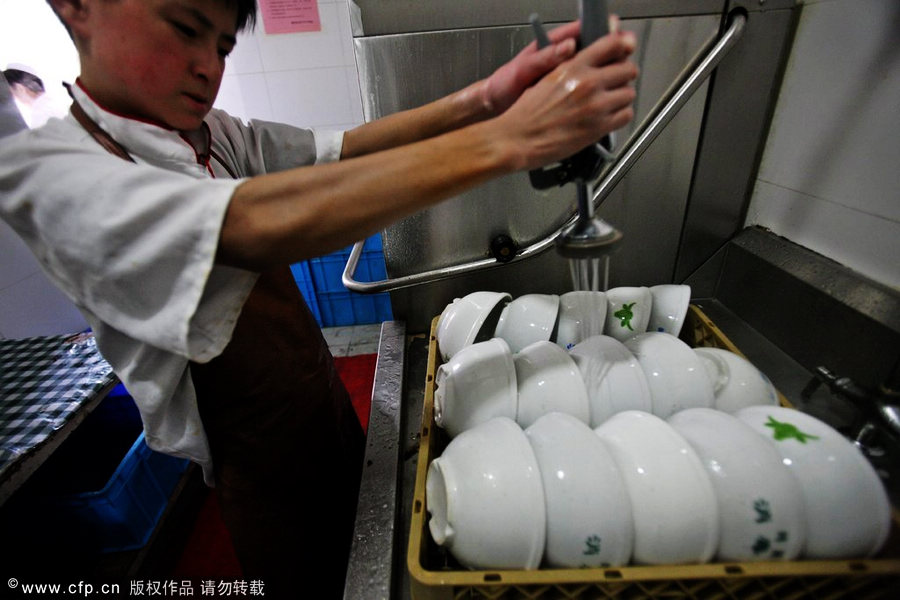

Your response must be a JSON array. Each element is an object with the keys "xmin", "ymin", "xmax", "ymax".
[
  {"xmin": 224, "ymin": 29, "xmax": 264, "ymax": 76},
  {"xmin": 217, "ymin": 72, "xmax": 275, "ymax": 122},
  {"xmin": 265, "ymin": 66, "xmax": 359, "ymax": 128}
]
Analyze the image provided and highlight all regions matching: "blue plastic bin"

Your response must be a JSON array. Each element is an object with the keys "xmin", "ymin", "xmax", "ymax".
[
  {"xmin": 317, "ymin": 289, "xmax": 394, "ymax": 328},
  {"xmin": 292, "ymin": 233, "xmax": 393, "ymax": 327},
  {"xmin": 27, "ymin": 432, "xmax": 190, "ymax": 553}
]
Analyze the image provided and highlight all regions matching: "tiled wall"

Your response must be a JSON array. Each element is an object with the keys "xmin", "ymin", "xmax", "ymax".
[
  {"xmin": 745, "ymin": 0, "xmax": 900, "ymax": 290},
  {"xmin": 214, "ymin": 0, "xmax": 364, "ymax": 131}
]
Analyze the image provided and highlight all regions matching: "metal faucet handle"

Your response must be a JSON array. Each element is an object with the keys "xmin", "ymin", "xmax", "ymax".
[
  {"xmin": 528, "ymin": 1, "xmax": 615, "ymax": 190},
  {"xmin": 802, "ymin": 365, "xmax": 872, "ymax": 403},
  {"xmin": 804, "ymin": 365, "xmax": 900, "ymax": 456},
  {"xmin": 853, "ymin": 422, "xmax": 887, "ymax": 458}
]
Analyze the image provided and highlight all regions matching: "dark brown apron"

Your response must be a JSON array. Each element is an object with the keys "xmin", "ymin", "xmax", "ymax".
[
  {"xmin": 71, "ymin": 101, "xmax": 365, "ymax": 598},
  {"xmin": 190, "ymin": 267, "xmax": 364, "ymax": 599}
]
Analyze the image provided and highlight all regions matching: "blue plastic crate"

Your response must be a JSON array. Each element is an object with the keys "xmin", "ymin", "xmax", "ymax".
[
  {"xmin": 25, "ymin": 391, "xmax": 144, "ymax": 494},
  {"xmin": 305, "ymin": 233, "xmax": 393, "ymax": 326},
  {"xmin": 362, "ymin": 233, "xmax": 383, "ymax": 252},
  {"xmin": 309, "ymin": 254, "xmax": 352, "ymax": 294},
  {"xmin": 34, "ymin": 433, "xmax": 189, "ymax": 553},
  {"xmin": 317, "ymin": 290, "xmax": 393, "ymax": 327}
]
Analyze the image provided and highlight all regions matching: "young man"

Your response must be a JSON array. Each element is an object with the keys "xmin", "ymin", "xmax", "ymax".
[{"xmin": 0, "ymin": 0, "xmax": 637, "ymax": 595}]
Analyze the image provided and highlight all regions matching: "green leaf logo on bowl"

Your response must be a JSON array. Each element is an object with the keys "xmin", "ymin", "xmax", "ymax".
[
  {"xmin": 765, "ymin": 416, "xmax": 820, "ymax": 444},
  {"xmin": 613, "ymin": 302, "xmax": 636, "ymax": 331},
  {"xmin": 583, "ymin": 534, "xmax": 602, "ymax": 556},
  {"xmin": 753, "ymin": 498, "xmax": 772, "ymax": 523}
]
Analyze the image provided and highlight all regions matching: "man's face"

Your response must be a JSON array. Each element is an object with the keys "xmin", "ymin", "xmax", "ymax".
[{"xmin": 73, "ymin": 0, "xmax": 238, "ymax": 130}]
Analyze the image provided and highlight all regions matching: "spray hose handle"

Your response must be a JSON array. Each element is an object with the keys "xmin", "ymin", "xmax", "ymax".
[{"xmin": 528, "ymin": 0, "xmax": 615, "ymax": 189}]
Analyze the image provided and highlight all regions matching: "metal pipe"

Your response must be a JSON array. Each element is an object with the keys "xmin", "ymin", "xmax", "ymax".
[
  {"xmin": 343, "ymin": 10, "xmax": 747, "ymax": 294},
  {"xmin": 591, "ymin": 10, "xmax": 746, "ymax": 207}
]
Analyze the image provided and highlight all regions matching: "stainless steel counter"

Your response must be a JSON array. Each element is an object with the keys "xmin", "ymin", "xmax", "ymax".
[{"xmin": 343, "ymin": 321, "xmax": 427, "ymax": 600}]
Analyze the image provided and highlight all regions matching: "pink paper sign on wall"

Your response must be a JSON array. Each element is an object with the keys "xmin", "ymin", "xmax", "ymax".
[{"xmin": 259, "ymin": 0, "xmax": 322, "ymax": 34}]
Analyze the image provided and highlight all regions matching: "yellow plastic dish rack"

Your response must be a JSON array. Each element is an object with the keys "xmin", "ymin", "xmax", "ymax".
[{"xmin": 407, "ymin": 304, "xmax": 900, "ymax": 599}]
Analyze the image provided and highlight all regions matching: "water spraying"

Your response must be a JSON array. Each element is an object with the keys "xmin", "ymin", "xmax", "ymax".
[{"xmin": 529, "ymin": 0, "xmax": 623, "ymax": 291}]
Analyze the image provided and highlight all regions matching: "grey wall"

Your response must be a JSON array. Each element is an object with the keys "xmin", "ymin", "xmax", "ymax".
[{"xmin": 745, "ymin": 0, "xmax": 900, "ymax": 291}]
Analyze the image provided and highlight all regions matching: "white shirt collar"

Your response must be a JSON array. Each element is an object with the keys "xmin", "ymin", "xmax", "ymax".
[{"xmin": 71, "ymin": 82, "xmax": 210, "ymax": 178}]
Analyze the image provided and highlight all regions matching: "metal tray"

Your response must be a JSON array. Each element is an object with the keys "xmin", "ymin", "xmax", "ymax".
[{"xmin": 407, "ymin": 305, "xmax": 900, "ymax": 599}]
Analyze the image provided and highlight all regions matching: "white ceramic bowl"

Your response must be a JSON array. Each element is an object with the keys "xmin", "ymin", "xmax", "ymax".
[
  {"xmin": 595, "ymin": 411, "xmax": 719, "ymax": 565},
  {"xmin": 668, "ymin": 408, "xmax": 806, "ymax": 561},
  {"xmin": 514, "ymin": 341, "xmax": 591, "ymax": 428},
  {"xmin": 735, "ymin": 405, "xmax": 891, "ymax": 559},
  {"xmin": 494, "ymin": 294, "xmax": 560, "ymax": 353},
  {"xmin": 694, "ymin": 347, "xmax": 778, "ymax": 413},
  {"xmin": 436, "ymin": 291, "xmax": 511, "ymax": 361},
  {"xmin": 426, "ymin": 417, "xmax": 546, "ymax": 569},
  {"xmin": 434, "ymin": 338, "xmax": 517, "ymax": 437},
  {"xmin": 568, "ymin": 335, "xmax": 652, "ymax": 426},
  {"xmin": 554, "ymin": 291, "xmax": 608, "ymax": 351},
  {"xmin": 647, "ymin": 284, "xmax": 691, "ymax": 336},
  {"xmin": 604, "ymin": 287, "xmax": 652, "ymax": 342},
  {"xmin": 525, "ymin": 412, "xmax": 633, "ymax": 567},
  {"xmin": 624, "ymin": 332, "xmax": 715, "ymax": 419}
]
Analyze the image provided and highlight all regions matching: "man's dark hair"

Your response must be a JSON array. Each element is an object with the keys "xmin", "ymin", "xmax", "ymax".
[
  {"xmin": 3, "ymin": 69, "xmax": 45, "ymax": 94},
  {"xmin": 234, "ymin": 0, "xmax": 258, "ymax": 32},
  {"xmin": 46, "ymin": 1, "xmax": 258, "ymax": 34}
]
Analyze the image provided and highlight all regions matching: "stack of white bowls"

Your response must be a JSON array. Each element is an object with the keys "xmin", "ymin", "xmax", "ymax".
[
  {"xmin": 425, "ymin": 408, "xmax": 891, "ymax": 570},
  {"xmin": 428, "ymin": 287, "xmax": 892, "ymax": 570},
  {"xmin": 434, "ymin": 287, "xmax": 779, "ymax": 434},
  {"xmin": 435, "ymin": 284, "xmax": 693, "ymax": 361}
]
